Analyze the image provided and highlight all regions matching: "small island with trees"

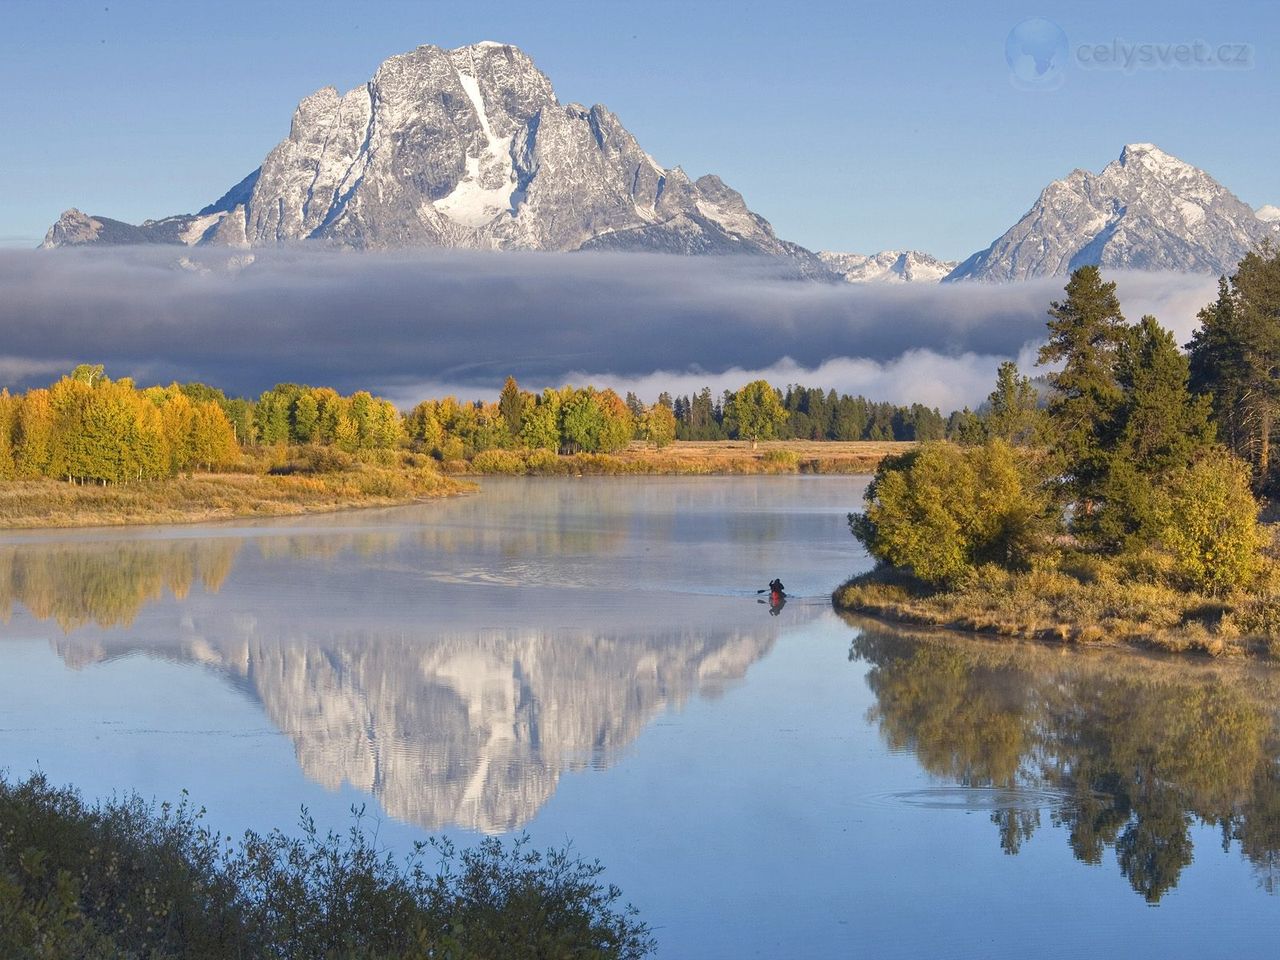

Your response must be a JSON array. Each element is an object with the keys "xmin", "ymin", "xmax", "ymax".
[{"xmin": 835, "ymin": 248, "xmax": 1280, "ymax": 659}]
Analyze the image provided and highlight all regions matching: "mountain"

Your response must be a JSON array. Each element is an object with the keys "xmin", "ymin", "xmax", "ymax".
[
  {"xmin": 42, "ymin": 41, "xmax": 832, "ymax": 276},
  {"xmin": 947, "ymin": 143, "xmax": 1275, "ymax": 282},
  {"xmin": 818, "ymin": 249, "xmax": 957, "ymax": 283}
]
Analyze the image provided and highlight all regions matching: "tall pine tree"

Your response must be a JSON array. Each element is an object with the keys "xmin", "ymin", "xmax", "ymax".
[{"xmin": 1037, "ymin": 266, "xmax": 1129, "ymax": 514}]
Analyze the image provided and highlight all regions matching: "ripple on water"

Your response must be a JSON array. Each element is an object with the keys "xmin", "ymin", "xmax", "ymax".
[{"xmin": 855, "ymin": 785, "xmax": 1079, "ymax": 813}]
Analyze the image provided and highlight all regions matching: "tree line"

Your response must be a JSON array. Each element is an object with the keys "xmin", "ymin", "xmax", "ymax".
[
  {"xmin": 651, "ymin": 386, "xmax": 949, "ymax": 442},
  {"xmin": 0, "ymin": 366, "xmax": 240, "ymax": 484}
]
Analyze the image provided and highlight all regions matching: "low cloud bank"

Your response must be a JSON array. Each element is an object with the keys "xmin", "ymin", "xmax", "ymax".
[{"xmin": 0, "ymin": 247, "xmax": 1217, "ymax": 410}]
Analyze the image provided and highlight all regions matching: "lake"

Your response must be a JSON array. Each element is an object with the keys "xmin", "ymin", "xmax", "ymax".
[{"xmin": 0, "ymin": 476, "xmax": 1276, "ymax": 957}]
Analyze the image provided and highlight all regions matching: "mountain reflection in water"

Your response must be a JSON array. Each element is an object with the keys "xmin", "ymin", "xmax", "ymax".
[
  {"xmin": 846, "ymin": 617, "xmax": 1280, "ymax": 901},
  {"xmin": 0, "ymin": 507, "xmax": 783, "ymax": 834}
]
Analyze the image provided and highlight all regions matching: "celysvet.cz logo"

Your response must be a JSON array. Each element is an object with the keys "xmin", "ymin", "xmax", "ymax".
[{"xmin": 1006, "ymin": 18, "xmax": 1253, "ymax": 90}]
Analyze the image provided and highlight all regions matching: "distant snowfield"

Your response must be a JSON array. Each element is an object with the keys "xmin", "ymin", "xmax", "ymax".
[{"xmin": 0, "ymin": 247, "xmax": 1218, "ymax": 412}]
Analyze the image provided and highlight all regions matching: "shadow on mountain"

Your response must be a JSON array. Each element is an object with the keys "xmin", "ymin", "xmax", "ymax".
[{"xmin": 842, "ymin": 614, "xmax": 1280, "ymax": 901}]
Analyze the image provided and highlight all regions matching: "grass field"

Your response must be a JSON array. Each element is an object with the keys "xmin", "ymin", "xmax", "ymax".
[
  {"xmin": 0, "ymin": 467, "xmax": 470, "ymax": 530},
  {"xmin": 459, "ymin": 440, "xmax": 912, "ymax": 476}
]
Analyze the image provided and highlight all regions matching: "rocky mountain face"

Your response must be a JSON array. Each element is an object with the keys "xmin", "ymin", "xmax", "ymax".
[
  {"xmin": 947, "ymin": 143, "xmax": 1276, "ymax": 282},
  {"xmin": 817, "ymin": 249, "xmax": 957, "ymax": 283},
  {"xmin": 42, "ymin": 42, "xmax": 831, "ymax": 275}
]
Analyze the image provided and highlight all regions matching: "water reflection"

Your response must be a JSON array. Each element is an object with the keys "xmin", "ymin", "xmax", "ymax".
[
  {"xmin": 0, "ymin": 539, "xmax": 240, "ymax": 632},
  {"xmin": 0, "ymin": 476, "xmax": 840, "ymax": 834},
  {"xmin": 846, "ymin": 617, "xmax": 1280, "ymax": 900}
]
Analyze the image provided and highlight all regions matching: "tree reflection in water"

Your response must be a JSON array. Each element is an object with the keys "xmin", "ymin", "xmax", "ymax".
[{"xmin": 847, "ymin": 618, "xmax": 1280, "ymax": 901}]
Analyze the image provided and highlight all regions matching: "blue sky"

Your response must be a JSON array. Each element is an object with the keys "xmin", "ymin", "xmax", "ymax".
[{"xmin": 2, "ymin": 0, "xmax": 1277, "ymax": 259}]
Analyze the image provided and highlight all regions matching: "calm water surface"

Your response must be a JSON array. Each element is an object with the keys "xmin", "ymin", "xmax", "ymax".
[{"xmin": 0, "ymin": 477, "xmax": 1276, "ymax": 957}]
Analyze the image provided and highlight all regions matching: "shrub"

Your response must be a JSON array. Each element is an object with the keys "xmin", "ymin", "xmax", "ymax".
[
  {"xmin": 761, "ymin": 449, "xmax": 800, "ymax": 471},
  {"xmin": 268, "ymin": 445, "xmax": 355, "ymax": 475},
  {"xmin": 522, "ymin": 448, "xmax": 566, "ymax": 475},
  {"xmin": 1157, "ymin": 455, "xmax": 1267, "ymax": 595},
  {"xmin": 470, "ymin": 449, "xmax": 526, "ymax": 475},
  {"xmin": 850, "ymin": 440, "xmax": 1049, "ymax": 586},
  {"xmin": 0, "ymin": 772, "xmax": 655, "ymax": 960}
]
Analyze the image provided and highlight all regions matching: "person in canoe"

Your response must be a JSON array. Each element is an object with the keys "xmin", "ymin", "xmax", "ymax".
[{"xmin": 767, "ymin": 578, "xmax": 786, "ymax": 615}]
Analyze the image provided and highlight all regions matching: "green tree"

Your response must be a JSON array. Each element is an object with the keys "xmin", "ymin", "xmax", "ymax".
[
  {"xmin": 725, "ymin": 380, "xmax": 788, "ymax": 448},
  {"xmin": 983, "ymin": 361, "xmax": 1044, "ymax": 446},
  {"xmin": 1156, "ymin": 456, "xmax": 1265, "ymax": 595},
  {"xmin": 561, "ymin": 390, "xmax": 606, "ymax": 453},
  {"xmin": 1189, "ymin": 246, "xmax": 1280, "ymax": 484},
  {"xmin": 1097, "ymin": 316, "xmax": 1215, "ymax": 548},
  {"xmin": 850, "ymin": 440, "xmax": 1048, "ymax": 585},
  {"xmin": 499, "ymin": 376, "xmax": 527, "ymax": 438},
  {"xmin": 254, "ymin": 388, "xmax": 292, "ymax": 445},
  {"xmin": 640, "ymin": 403, "xmax": 677, "ymax": 448},
  {"xmin": 292, "ymin": 391, "xmax": 320, "ymax": 443},
  {"xmin": 1037, "ymin": 266, "xmax": 1129, "ymax": 514},
  {"xmin": 520, "ymin": 391, "xmax": 562, "ymax": 451}
]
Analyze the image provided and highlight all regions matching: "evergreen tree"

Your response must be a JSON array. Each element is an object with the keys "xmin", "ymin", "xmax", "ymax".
[
  {"xmin": 498, "ymin": 376, "xmax": 526, "ymax": 438},
  {"xmin": 1189, "ymin": 245, "xmax": 1280, "ymax": 485},
  {"xmin": 983, "ymin": 361, "xmax": 1043, "ymax": 446},
  {"xmin": 1037, "ymin": 266, "xmax": 1129, "ymax": 513},
  {"xmin": 1098, "ymin": 316, "xmax": 1215, "ymax": 548}
]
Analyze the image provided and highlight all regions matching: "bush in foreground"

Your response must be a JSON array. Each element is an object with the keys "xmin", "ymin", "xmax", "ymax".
[{"xmin": 0, "ymin": 772, "xmax": 654, "ymax": 960}]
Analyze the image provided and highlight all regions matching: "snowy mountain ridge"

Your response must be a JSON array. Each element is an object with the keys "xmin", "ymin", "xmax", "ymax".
[
  {"xmin": 817, "ymin": 249, "xmax": 958, "ymax": 283},
  {"xmin": 946, "ymin": 143, "xmax": 1275, "ymax": 282}
]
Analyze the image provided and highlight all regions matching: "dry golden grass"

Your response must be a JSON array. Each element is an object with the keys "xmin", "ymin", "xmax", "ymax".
[
  {"xmin": 0, "ymin": 468, "xmax": 471, "ymax": 530},
  {"xmin": 462, "ymin": 440, "xmax": 910, "ymax": 476},
  {"xmin": 832, "ymin": 562, "xmax": 1280, "ymax": 660}
]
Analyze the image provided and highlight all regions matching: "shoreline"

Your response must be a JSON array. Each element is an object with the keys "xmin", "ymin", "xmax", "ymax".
[
  {"xmin": 0, "ymin": 470, "xmax": 473, "ymax": 532},
  {"xmin": 831, "ymin": 567, "xmax": 1280, "ymax": 661},
  {"xmin": 0, "ymin": 442, "xmax": 894, "ymax": 532}
]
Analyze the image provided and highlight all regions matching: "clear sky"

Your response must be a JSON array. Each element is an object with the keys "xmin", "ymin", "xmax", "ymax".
[{"xmin": 2, "ymin": 0, "xmax": 1277, "ymax": 259}]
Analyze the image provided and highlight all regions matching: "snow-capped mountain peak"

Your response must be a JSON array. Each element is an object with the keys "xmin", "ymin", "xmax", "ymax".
[
  {"xmin": 42, "ymin": 41, "xmax": 832, "ymax": 277},
  {"xmin": 946, "ymin": 143, "xmax": 1272, "ymax": 281}
]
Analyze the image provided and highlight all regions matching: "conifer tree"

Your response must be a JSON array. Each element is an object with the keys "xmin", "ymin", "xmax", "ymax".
[
  {"xmin": 1037, "ymin": 266, "xmax": 1129, "ymax": 512},
  {"xmin": 983, "ymin": 361, "xmax": 1043, "ymax": 446},
  {"xmin": 1098, "ymin": 316, "xmax": 1215, "ymax": 547},
  {"xmin": 498, "ymin": 376, "xmax": 526, "ymax": 438}
]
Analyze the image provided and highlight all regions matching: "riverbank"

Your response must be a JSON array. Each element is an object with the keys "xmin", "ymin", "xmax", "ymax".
[
  {"xmin": 456, "ymin": 439, "xmax": 911, "ymax": 476},
  {"xmin": 0, "ymin": 465, "xmax": 470, "ymax": 530},
  {"xmin": 0, "ymin": 441, "xmax": 890, "ymax": 530},
  {"xmin": 832, "ymin": 562, "xmax": 1280, "ymax": 659}
]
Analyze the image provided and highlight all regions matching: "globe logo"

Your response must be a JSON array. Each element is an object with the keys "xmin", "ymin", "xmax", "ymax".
[{"xmin": 1006, "ymin": 18, "xmax": 1069, "ymax": 90}]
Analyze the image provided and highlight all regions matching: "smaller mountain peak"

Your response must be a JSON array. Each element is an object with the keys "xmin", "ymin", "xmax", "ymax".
[{"xmin": 1256, "ymin": 204, "xmax": 1280, "ymax": 223}]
